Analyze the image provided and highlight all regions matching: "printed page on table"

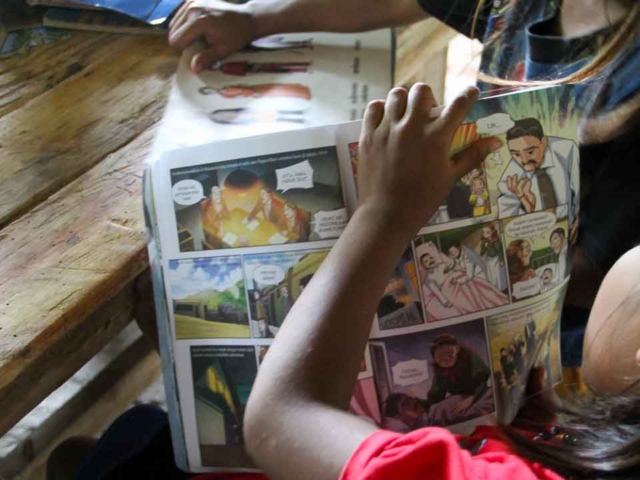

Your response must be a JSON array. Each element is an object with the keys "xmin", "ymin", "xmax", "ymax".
[
  {"xmin": 338, "ymin": 86, "xmax": 579, "ymax": 432},
  {"xmin": 152, "ymin": 124, "xmax": 367, "ymax": 472},
  {"xmin": 161, "ymin": 29, "xmax": 393, "ymax": 150}
]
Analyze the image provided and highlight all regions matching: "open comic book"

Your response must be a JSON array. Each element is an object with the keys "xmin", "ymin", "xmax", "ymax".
[{"xmin": 146, "ymin": 77, "xmax": 579, "ymax": 471}]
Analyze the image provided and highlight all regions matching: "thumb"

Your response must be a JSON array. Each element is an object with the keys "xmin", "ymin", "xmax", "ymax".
[
  {"xmin": 449, "ymin": 136, "xmax": 502, "ymax": 179},
  {"xmin": 191, "ymin": 46, "xmax": 229, "ymax": 74}
]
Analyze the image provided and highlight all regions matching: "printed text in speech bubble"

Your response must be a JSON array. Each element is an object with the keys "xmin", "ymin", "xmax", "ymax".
[
  {"xmin": 313, "ymin": 208, "xmax": 348, "ymax": 239},
  {"xmin": 476, "ymin": 113, "xmax": 515, "ymax": 136},
  {"xmin": 253, "ymin": 264, "xmax": 286, "ymax": 286},
  {"xmin": 276, "ymin": 160, "xmax": 314, "ymax": 193},
  {"xmin": 172, "ymin": 179, "xmax": 205, "ymax": 206},
  {"xmin": 392, "ymin": 359, "xmax": 429, "ymax": 387},
  {"xmin": 512, "ymin": 277, "xmax": 541, "ymax": 299},
  {"xmin": 505, "ymin": 211, "xmax": 557, "ymax": 239}
]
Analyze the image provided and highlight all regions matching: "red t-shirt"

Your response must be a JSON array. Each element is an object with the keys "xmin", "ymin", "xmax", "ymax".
[
  {"xmin": 339, "ymin": 426, "xmax": 563, "ymax": 480},
  {"xmin": 193, "ymin": 426, "xmax": 562, "ymax": 480}
]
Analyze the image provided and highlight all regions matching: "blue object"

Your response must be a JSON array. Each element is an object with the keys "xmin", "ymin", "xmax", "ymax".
[{"xmin": 62, "ymin": 0, "xmax": 182, "ymax": 25}]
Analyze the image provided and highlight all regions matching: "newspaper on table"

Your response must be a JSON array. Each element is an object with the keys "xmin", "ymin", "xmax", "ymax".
[{"xmin": 145, "ymin": 31, "xmax": 578, "ymax": 473}]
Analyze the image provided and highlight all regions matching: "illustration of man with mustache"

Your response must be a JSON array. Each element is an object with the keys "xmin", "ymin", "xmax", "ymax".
[{"xmin": 497, "ymin": 118, "xmax": 579, "ymax": 229}]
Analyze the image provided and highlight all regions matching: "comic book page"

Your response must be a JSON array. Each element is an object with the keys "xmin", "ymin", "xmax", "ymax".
[
  {"xmin": 148, "ymin": 85, "xmax": 578, "ymax": 471},
  {"xmin": 152, "ymin": 29, "xmax": 393, "ymax": 160},
  {"xmin": 152, "ymin": 124, "xmax": 367, "ymax": 472},
  {"xmin": 339, "ymin": 86, "xmax": 579, "ymax": 431}
]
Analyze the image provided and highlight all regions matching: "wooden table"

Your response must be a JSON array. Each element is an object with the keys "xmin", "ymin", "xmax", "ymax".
[{"xmin": 0, "ymin": 21, "xmax": 456, "ymax": 439}]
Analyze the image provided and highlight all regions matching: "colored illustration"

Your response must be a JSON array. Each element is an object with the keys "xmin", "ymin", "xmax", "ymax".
[
  {"xmin": 486, "ymin": 290, "xmax": 564, "ymax": 422},
  {"xmin": 211, "ymin": 61, "xmax": 312, "ymax": 76},
  {"xmin": 199, "ymin": 83, "xmax": 312, "ymax": 100},
  {"xmin": 169, "ymin": 257, "xmax": 249, "ymax": 339},
  {"xmin": 414, "ymin": 222, "xmax": 510, "ymax": 322},
  {"xmin": 497, "ymin": 118, "xmax": 579, "ymax": 230},
  {"xmin": 210, "ymin": 108, "xmax": 306, "ymax": 125},
  {"xmin": 348, "ymin": 141, "xmax": 359, "ymax": 185},
  {"xmin": 244, "ymin": 249, "xmax": 329, "ymax": 337},
  {"xmin": 370, "ymin": 319, "xmax": 494, "ymax": 431},
  {"xmin": 502, "ymin": 209, "xmax": 569, "ymax": 300},
  {"xmin": 171, "ymin": 146, "xmax": 346, "ymax": 251},
  {"xmin": 191, "ymin": 345, "xmax": 258, "ymax": 466},
  {"xmin": 376, "ymin": 247, "xmax": 424, "ymax": 331}
]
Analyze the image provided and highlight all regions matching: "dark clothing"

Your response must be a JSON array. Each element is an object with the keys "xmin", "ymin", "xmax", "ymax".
[
  {"xmin": 428, "ymin": 348, "xmax": 491, "ymax": 404},
  {"xmin": 417, "ymin": 0, "xmax": 640, "ymax": 367}
]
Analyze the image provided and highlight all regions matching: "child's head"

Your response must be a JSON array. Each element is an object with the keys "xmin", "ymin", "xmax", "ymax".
[{"xmin": 582, "ymin": 246, "xmax": 640, "ymax": 393}]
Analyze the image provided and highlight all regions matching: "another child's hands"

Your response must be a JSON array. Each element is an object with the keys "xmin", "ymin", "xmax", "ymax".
[
  {"xmin": 168, "ymin": 0, "xmax": 254, "ymax": 73},
  {"xmin": 357, "ymin": 84, "xmax": 502, "ymax": 237}
]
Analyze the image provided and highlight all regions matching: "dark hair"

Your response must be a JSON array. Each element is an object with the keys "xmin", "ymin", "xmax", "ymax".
[
  {"xmin": 430, "ymin": 333, "xmax": 458, "ymax": 357},
  {"xmin": 543, "ymin": 268, "xmax": 553, "ymax": 275},
  {"xmin": 506, "ymin": 118, "xmax": 545, "ymax": 141},
  {"xmin": 550, "ymin": 228, "xmax": 566, "ymax": 241},
  {"xmin": 501, "ymin": 388, "xmax": 640, "ymax": 479},
  {"xmin": 383, "ymin": 393, "xmax": 405, "ymax": 417},
  {"xmin": 500, "ymin": 347, "xmax": 507, "ymax": 354},
  {"xmin": 500, "ymin": 283, "xmax": 640, "ymax": 479}
]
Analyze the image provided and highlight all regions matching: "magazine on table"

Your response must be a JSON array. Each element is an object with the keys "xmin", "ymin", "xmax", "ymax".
[{"xmin": 145, "ymin": 30, "xmax": 578, "ymax": 473}]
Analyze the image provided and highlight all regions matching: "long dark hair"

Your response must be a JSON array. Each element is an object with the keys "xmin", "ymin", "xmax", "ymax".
[
  {"xmin": 502, "ymin": 389, "xmax": 640, "ymax": 479},
  {"xmin": 500, "ymin": 285, "xmax": 640, "ymax": 479}
]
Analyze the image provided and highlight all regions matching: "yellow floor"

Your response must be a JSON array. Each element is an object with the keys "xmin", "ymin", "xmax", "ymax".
[{"xmin": 175, "ymin": 314, "xmax": 251, "ymax": 339}]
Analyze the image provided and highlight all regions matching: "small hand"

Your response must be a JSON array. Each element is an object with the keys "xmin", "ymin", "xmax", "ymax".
[
  {"xmin": 357, "ymin": 84, "xmax": 502, "ymax": 237},
  {"xmin": 242, "ymin": 217, "xmax": 249, "ymax": 225},
  {"xmin": 452, "ymin": 395, "xmax": 475, "ymax": 416},
  {"xmin": 519, "ymin": 178, "xmax": 537, "ymax": 212},
  {"xmin": 168, "ymin": 0, "xmax": 255, "ymax": 73}
]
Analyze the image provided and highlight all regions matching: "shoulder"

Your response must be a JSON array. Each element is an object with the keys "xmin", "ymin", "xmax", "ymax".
[{"xmin": 546, "ymin": 137, "xmax": 578, "ymax": 157}]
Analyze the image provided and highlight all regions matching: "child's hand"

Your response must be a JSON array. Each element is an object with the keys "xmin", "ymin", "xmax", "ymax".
[
  {"xmin": 168, "ymin": 0, "xmax": 254, "ymax": 73},
  {"xmin": 357, "ymin": 84, "xmax": 502, "ymax": 237}
]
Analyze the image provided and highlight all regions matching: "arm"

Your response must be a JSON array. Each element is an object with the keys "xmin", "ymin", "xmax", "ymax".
[
  {"xmin": 168, "ymin": 0, "xmax": 428, "ymax": 72},
  {"xmin": 425, "ymin": 277, "xmax": 451, "ymax": 306},
  {"xmin": 243, "ymin": 84, "xmax": 502, "ymax": 480}
]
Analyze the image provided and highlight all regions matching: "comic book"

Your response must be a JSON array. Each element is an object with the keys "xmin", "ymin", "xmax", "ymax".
[{"xmin": 145, "ymin": 32, "xmax": 578, "ymax": 472}]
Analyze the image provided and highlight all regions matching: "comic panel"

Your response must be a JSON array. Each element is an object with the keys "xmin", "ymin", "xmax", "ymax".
[
  {"xmin": 243, "ymin": 248, "xmax": 330, "ymax": 338},
  {"xmin": 502, "ymin": 209, "xmax": 569, "ymax": 301},
  {"xmin": 486, "ymin": 288, "xmax": 565, "ymax": 423},
  {"xmin": 414, "ymin": 221, "xmax": 510, "ymax": 322},
  {"xmin": 349, "ymin": 346, "xmax": 381, "ymax": 425},
  {"xmin": 191, "ymin": 345, "xmax": 258, "ymax": 467},
  {"xmin": 432, "ymin": 87, "xmax": 580, "ymax": 228},
  {"xmin": 370, "ymin": 319, "xmax": 495, "ymax": 432},
  {"xmin": 169, "ymin": 257, "xmax": 250, "ymax": 339},
  {"xmin": 171, "ymin": 146, "xmax": 346, "ymax": 251},
  {"xmin": 376, "ymin": 247, "xmax": 425, "ymax": 331}
]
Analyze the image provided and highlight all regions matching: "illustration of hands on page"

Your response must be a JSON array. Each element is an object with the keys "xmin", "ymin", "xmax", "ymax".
[{"xmin": 146, "ymin": 84, "xmax": 579, "ymax": 472}]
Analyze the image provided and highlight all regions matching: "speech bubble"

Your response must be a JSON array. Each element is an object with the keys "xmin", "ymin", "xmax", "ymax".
[
  {"xmin": 253, "ymin": 264, "xmax": 286, "ymax": 286},
  {"xmin": 476, "ymin": 113, "xmax": 515, "ymax": 136},
  {"xmin": 512, "ymin": 277, "xmax": 541, "ymax": 299},
  {"xmin": 313, "ymin": 208, "xmax": 348, "ymax": 239},
  {"xmin": 505, "ymin": 211, "xmax": 557, "ymax": 239},
  {"xmin": 172, "ymin": 179, "xmax": 205, "ymax": 206},
  {"xmin": 276, "ymin": 160, "xmax": 314, "ymax": 193},
  {"xmin": 392, "ymin": 359, "xmax": 429, "ymax": 387}
]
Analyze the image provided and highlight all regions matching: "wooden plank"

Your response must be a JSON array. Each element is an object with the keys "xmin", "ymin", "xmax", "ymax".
[
  {"xmin": 0, "ymin": 283, "xmax": 138, "ymax": 437},
  {"xmin": 0, "ymin": 32, "xmax": 123, "ymax": 117},
  {"xmin": 16, "ymin": 337, "xmax": 162, "ymax": 480},
  {"xmin": 0, "ymin": 123, "xmax": 158, "ymax": 436},
  {"xmin": 0, "ymin": 35, "xmax": 177, "ymax": 228}
]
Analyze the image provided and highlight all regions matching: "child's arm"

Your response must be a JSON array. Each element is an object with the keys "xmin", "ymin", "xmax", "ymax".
[
  {"xmin": 244, "ymin": 84, "xmax": 502, "ymax": 480},
  {"xmin": 169, "ymin": 0, "xmax": 428, "ymax": 73}
]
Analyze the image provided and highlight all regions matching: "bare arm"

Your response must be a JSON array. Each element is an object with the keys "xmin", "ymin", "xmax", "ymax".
[
  {"xmin": 243, "ymin": 84, "xmax": 502, "ymax": 480},
  {"xmin": 168, "ymin": 0, "xmax": 428, "ymax": 72}
]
